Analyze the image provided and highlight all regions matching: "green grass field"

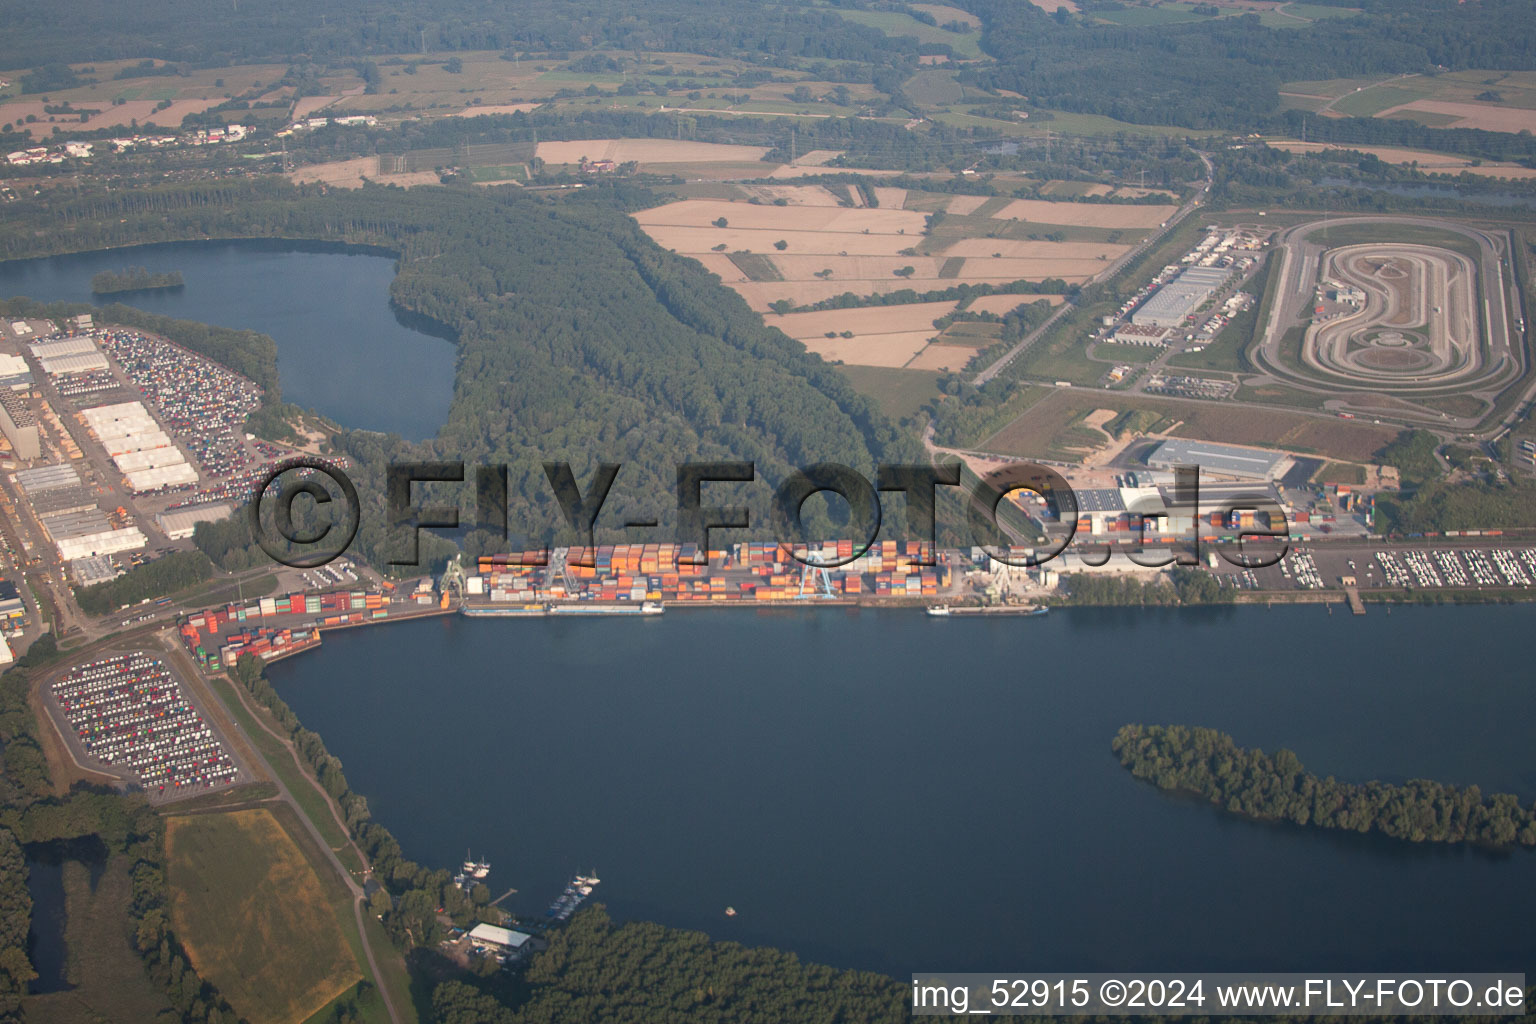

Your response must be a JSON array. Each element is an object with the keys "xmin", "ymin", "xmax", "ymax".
[
  {"xmin": 468, "ymin": 163, "xmax": 528, "ymax": 182},
  {"xmin": 1332, "ymin": 84, "xmax": 1427, "ymax": 118},
  {"xmin": 166, "ymin": 807, "xmax": 362, "ymax": 1024},
  {"xmin": 839, "ymin": 365, "xmax": 941, "ymax": 420},
  {"xmin": 834, "ymin": 9, "xmax": 984, "ymax": 58}
]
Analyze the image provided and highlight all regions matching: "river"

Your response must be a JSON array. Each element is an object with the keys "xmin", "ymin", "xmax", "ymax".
[
  {"xmin": 0, "ymin": 240, "xmax": 455, "ymax": 440},
  {"xmin": 267, "ymin": 604, "xmax": 1536, "ymax": 977}
]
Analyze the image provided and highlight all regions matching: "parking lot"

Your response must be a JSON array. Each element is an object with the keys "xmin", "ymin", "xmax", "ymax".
[
  {"xmin": 49, "ymin": 651, "xmax": 241, "ymax": 799},
  {"xmin": 1214, "ymin": 542, "xmax": 1536, "ymax": 594}
]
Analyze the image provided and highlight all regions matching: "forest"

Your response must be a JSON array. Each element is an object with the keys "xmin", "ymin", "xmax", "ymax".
[
  {"xmin": 0, "ymin": 177, "xmax": 916, "ymax": 570},
  {"xmin": 432, "ymin": 908, "xmax": 909, "ymax": 1024},
  {"xmin": 1114, "ymin": 723, "xmax": 1536, "ymax": 847},
  {"xmin": 966, "ymin": 0, "xmax": 1536, "ymax": 130},
  {"xmin": 73, "ymin": 550, "xmax": 215, "ymax": 616},
  {"xmin": 0, "ymin": 0, "xmax": 936, "ymax": 69}
]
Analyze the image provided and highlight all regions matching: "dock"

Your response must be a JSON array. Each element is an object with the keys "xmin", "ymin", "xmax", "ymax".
[{"xmin": 1344, "ymin": 586, "xmax": 1366, "ymax": 615}]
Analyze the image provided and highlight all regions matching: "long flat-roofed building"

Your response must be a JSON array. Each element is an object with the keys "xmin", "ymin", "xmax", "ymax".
[
  {"xmin": 15, "ymin": 463, "xmax": 82, "ymax": 493},
  {"xmin": 1147, "ymin": 438, "xmax": 1291, "ymax": 480},
  {"xmin": 1132, "ymin": 266, "xmax": 1230, "ymax": 328},
  {"xmin": 31, "ymin": 336, "xmax": 110, "ymax": 375}
]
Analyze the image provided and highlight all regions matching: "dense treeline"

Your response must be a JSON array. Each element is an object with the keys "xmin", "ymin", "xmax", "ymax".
[
  {"xmin": 965, "ymin": 0, "xmax": 1536, "ymax": 131},
  {"xmin": 433, "ymin": 907, "xmax": 909, "ymax": 1024},
  {"xmin": 73, "ymin": 550, "xmax": 215, "ymax": 616},
  {"xmin": 1114, "ymin": 723, "xmax": 1536, "ymax": 846},
  {"xmin": 0, "ymin": 0, "xmax": 930, "ymax": 69},
  {"xmin": 0, "ymin": 177, "xmax": 915, "ymax": 568},
  {"xmin": 0, "ymin": 830, "xmax": 31, "ymax": 1019},
  {"xmin": 90, "ymin": 267, "xmax": 185, "ymax": 295},
  {"xmin": 0, "ymin": 654, "xmax": 242, "ymax": 1024},
  {"xmin": 1061, "ymin": 566, "xmax": 1232, "ymax": 606},
  {"xmin": 1375, "ymin": 478, "xmax": 1536, "ymax": 536}
]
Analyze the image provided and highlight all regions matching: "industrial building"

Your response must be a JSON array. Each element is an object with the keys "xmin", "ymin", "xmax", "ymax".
[
  {"xmin": 28, "ymin": 485, "xmax": 97, "ymax": 518},
  {"xmin": 37, "ymin": 507, "xmax": 147, "ymax": 561},
  {"xmin": 79, "ymin": 401, "xmax": 198, "ymax": 492},
  {"xmin": 0, "ymin": 390, "xmax": 40, "ymax": 460},
  {"xmin": 0, "ymin": 636, "xmax": 11, "ymax": 666},
  {"xmin": 15, "ymin": 463, "xmax": 82, "ymax": 494},
  {"xmin": 1111, "ymin": 323, "xmax": 1171, "ymax": 346},
  {"xmin": 70, "ymin": 555, "xmax": 122, "ymax": 586},
  {"xmin": 466, "ymin": 923, "xmax": 531, "ymax": 953},
  {"xmin": 1146, "ymin": 439, "xmax": 1291, "ymax": 480},
  {"xmin": 0, "ymin": 353, "xmax": 32, "ymax": 391},
  {"xmin": 31, "ymin": 336, "xmax": 110, "ymax": 375},
  {"xmin": 0, "ymin": 579, "xmax": 24, "ymax": 624},
  {"xmin": 156, "ymin": 504, "xmax": 233, "ymax": 540},
  {"xmin": 1131, "ymin": 266, "xmax": 1230, "ymax": 328}
]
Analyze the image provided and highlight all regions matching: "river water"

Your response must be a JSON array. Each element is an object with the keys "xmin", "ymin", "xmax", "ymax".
[
  {"xmin": 0, "ymin": 240, "xmax": 455, "ymax": 440},
  {"xmin": 267, "ymin": 604, "xmax": 1536, "ymax": 977}
]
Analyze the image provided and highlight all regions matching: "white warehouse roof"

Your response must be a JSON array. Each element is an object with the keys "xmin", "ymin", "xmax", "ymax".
[
  {"xmin": 125, "ymin": 463, "xmax": 198, "ymax": 492},
  {"xmin": 55, "ymin": 527, "xmax": 146, "ymax": 561},
  {"xmin": 156, "ymin": 504, "xmax": 232, "ymax": 539},
  {"xmin": 30, "ymin": 336, "xmax": 100, "ymax": 359},
  {"xmin": 116, "ymin": 447, "xmax": 190, "ymax": 473},
  {"xmin": 38, "ymin": 352, "xmax": 110, "ymax": 375},
  {"xmin": 466, "ymin": 923, "xmax": 530, "ymax": 950}
]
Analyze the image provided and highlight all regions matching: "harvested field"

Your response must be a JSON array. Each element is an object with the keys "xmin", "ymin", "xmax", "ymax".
[
  {"xmin": 687, "ymin": 252, "xmax": 750, "ymax": 280},
  {"xmin": 166, "ymin": 808, "xmax": 362, "ymax": 1024},
  {"xmin": 457, "ymin": 102, "xmax": 542, "ymax": 116},
  {"xmin": 982, "ymin": 390, "xmax": 1398, "ymax": 462},
  {"xmin": 737, "ymin": 184, "xmax": 846, "ymax": 205},
  {"xmin": 647, "ymin": 226, "xmax": 918, "ymax": 255},
  {"xmin": 292, "ymin": 96, "xmax": 337, "ymax": 119},
  {"xmin": 792, "ymin": 148, "xmax": 844, "ymax": 166},
  {"xmin": 288, "ymin": 157, "xmax": 439, "ymax": 188},
  {"xmin": 906, "ymin": 344, "xmax": 978, "ymax": 371},
  {"xmin": 965, "ymin": 294, "xmax": 1067, "ymax": 315},
  {"xmin": 535, "ymin": 138, "xmax": 772, "ymax": 164},
  {"xmin": 801, "ymin": 331, "xmax": 935, "ymax": 367},
  {"xmin": 873, "ymin": 187, "xmax": 909, "ymax": 209},
  {"xmin": 935, "ymin": 256, "xmax": 1108, "ymax": 279},
  {"xmin": 940, "ymin": 238, "xmax": 1132, "ymax": 261},
  {"xmin": 943, "ymin": 195, "xmax": 991, "ymax": 215},
  {"xmin": 727, "ymin": 279, "xmax": 973, "ymax": 310},
  {"xmin": 1040, "ymin": 181, "xmax": 1113, "ymax": 197},
  {"xmin": 1028, "ymin": 0, "xmax": 1079, "ymax": 10},
  {"xmin": 770, "ymin": 254, "xmax": 946, "ymax": 278},
  {"xmin": 991, "ymin": 199, "xmax": 1177, "ymax": 228},
  {"xmin": 1374, "ymin": 99, "xmax": 1536, "ymax": 134},
  {"xmin": 764, "ymin": 301, "xmax": 959, "ymax": 339},
  {"xmin": 635, "ymin": 199, "xmax": 926, "ymax": 233},
  {"xmin": 767, "ymin": 164, "xmax": 902, "ymax": 179}
]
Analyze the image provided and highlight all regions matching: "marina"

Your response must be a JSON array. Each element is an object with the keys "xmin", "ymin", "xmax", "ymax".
[{"xmin": 546, "ymin": 874, "xmax": 601, "ymax": 921}]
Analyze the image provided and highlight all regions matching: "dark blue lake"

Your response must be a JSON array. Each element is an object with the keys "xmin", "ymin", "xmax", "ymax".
[
  {"xmin": 0, "ymin": 240, "xmax": 456, "ymax": 440},
  {"xmin": 268, "ymin": 604, "xmax": 1536, "ymax": 977}
]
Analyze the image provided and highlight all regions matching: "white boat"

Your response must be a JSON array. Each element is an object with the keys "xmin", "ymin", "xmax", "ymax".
[{"xmin": 926, "ymin": 605, "xmax": 952, "ymax": 617}]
